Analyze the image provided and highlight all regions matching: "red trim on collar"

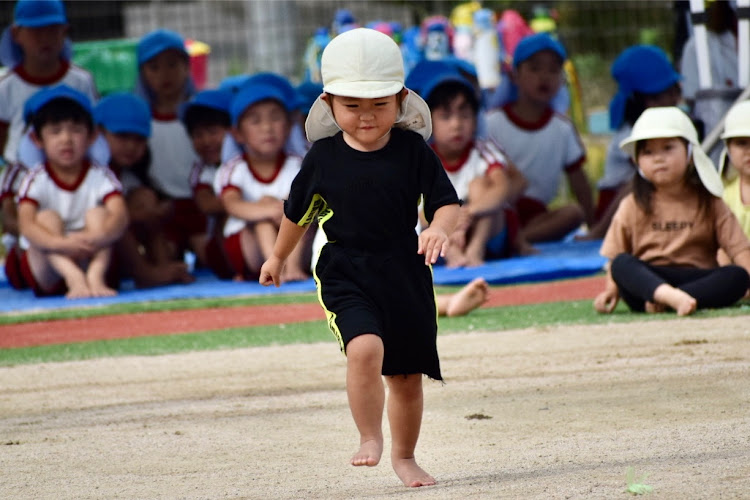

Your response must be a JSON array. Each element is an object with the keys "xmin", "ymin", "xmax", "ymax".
[
  {"xmin": 44, "ymin": 159, "xmax": 91, "ymax": 192},
  {"xmin": 502, "ymin": 103, "xmax": 554, "ymax": 131},
  {"xmin": 14, "ymin": 60, "xmax": 70, "ymax": 86},
  {"xmin": 246, "ymin": 152, "xmax": 287, "ymax": 184},
  {"xmin": 151, "ymin": 110, "xmax": 179, "ymax": 121},
  {"xmin": 431, "ymin": 141, "xmax": 474, "ymax": 173}
]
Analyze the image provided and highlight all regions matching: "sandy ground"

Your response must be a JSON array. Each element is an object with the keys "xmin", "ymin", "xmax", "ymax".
[{"xmin": 1, "ymin": 316, "xmax": 749, "ymax": 499}]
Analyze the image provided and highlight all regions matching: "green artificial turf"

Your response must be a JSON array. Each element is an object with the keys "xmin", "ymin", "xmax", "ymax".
[{"xmin": 2, "ymin": 295, "xmax": 748, "ymax": 367}]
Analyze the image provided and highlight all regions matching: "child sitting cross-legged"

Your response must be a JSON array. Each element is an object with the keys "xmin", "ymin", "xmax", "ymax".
[
  {"xmin": 214, "ymin": 78, "xmax": 310, "ymax": 282},
  {"xmin": 95, "ymin": 92, "xmax": 194, "ymax": 288},
  {"xmin": 16, "ymin": 85, "xmax": 128, "ymax": 298},
  {"xmin": 182, "ymin": 88, "xmax": 234, "ymax": 279},
  {"xmin": 419, "ymin": 64, "xmax": 531, "ymax": 267}
]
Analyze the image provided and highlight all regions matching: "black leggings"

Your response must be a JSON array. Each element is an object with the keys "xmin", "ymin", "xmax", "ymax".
[{"xmin": 610, "ymin": 253, "xmax": 749, "ymax": 312}]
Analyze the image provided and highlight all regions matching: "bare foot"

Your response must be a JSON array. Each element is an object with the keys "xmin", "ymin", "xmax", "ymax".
[
  {"xmin": 444, "ymin": 249, "xmax": 468, "ymax": 269},
  {"xmin": 89, "ymin": 281, "xmax": 118, "ymax": 297},
  {"xmin": 392, "ymin": 457, "xmax": 436, "ymax": 487},
  {"xmin": 653, "ymin": 284, "xmax": 697, "ymax": 316},
  {"xmin": 281, "ymin": 266, "xmax": 309, "ymax": 283},
  {"xmin": 65, "ymin": 282, "xmax": 92, "ymax": 299},
  {"xmin": 446, "ymin": 277, "xmax": 490, "ymax": 317},
  {"xmin": 351, "ymin": 438, "xmax": 382, "ymax": 467}
]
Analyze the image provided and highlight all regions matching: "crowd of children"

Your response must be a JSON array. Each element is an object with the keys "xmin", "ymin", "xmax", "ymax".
[{"xmin": 1, "ymin": 0, "xmax": 749, "ymax": 316}]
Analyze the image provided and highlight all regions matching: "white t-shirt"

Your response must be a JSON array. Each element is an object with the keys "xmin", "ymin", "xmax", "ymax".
[
  {"xmin": 432, "ymin": 139, "xmax": 508, "ymax": 200},
  {"xmin": 16, "ymin": 161, "xmax": 122, "ymax": 248},
  {"xmin": 214, "ymin": 152, "xmax": 302, "ymax": 237},
  {"xmin": 485, "ymin": 104, "xmax": 586, "ymax": 204},
  {"xmin": 0, "ymin": 62, "xmax": 98, "ymax": 163},
  {"xmin": 148, "ymin": 115, "xmax": 198, "ymax": 199},
  {"xmin": 597, "ymin": 125, "xmax": 634, "ymax": 190}
]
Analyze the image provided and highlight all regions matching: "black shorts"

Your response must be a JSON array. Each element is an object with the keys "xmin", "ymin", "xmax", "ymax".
[{"xmin": 315, "ymin": 243, "xmax": 442, "ymax": 380}]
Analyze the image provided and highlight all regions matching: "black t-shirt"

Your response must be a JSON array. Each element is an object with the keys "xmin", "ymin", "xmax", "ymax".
[{"xmin": 285, "ymin": 128, "xmax": 459, "ymax": 250}]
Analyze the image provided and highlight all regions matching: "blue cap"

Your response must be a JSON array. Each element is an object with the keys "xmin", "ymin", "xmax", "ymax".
[
  {"xmin": 25, "ymin": 84, "xmax": 92, "ymax": 122},
  {"xmin": 406, "ymin": 59, "xmax": 476, "ymax": 95},
  {"xmin": 137, "ymin": 29, "xmax": 187, "ymax": 66},
  {"xmin": 94, "ymin": 92, "xmax": 151, "ymax": 138},
  {"xmin": 420, "ymin": 70, "xmax": 474, "ymax": 102},
  {"xmin": 295, "ymin": 80, "xmax": 323, "ymax": 114},
  {"xmin": 219, "ymin": 74, "xmax": 252, "ymax": 93},
  {"xmin": 184, "ymin": 88, "xmax": 233, "ymax": 113},
  {"xmin": 14, "ymin": 0, "xmax": 67, "ymax": 27},
  {"xmin": 230, "ymin": 83, "xmax": 292, "ymax": 125},
  {"xmin": 241, "ymin": 72, "xmax": 298, "ymax": 109},
  {"xmin": 608, "ymin": 45, "xmax": 681, "ymax": 130},
  {"xmin": 512, "ymin": 33, "xmax": 566, "ymax": 68}
]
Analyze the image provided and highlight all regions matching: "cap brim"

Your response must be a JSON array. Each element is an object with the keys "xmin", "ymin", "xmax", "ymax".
[
  {"xmin": 323, "ymin": 80, "xmax": 403, "ymax": 99},
  {"xmin": 305, "ymin": 88, "xmax": 432, "ymax": 143}
]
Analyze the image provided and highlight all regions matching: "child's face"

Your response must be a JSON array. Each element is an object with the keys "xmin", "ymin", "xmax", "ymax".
[
  {"xmin": 190, "ymin": 124, "xmax": 227, "ymax": 166},
  {"xmin": 35, "ymin": 120, "xmax": 95, "ymax": 170},
  {"xmin": 326, "ymin": 92, "xmax": 401, "ymax": 151},
  {"xmin": 12, "ymin": 24, "xmax": 67, "ymax": 66},
  {"xmin": 104, "ymin": 131, "xmax": 147, "ymax": 168},
  {"xmin": 234, "ymin": 100, "xmax": 290, "ymax": 161},
  {"xmin": 637, "ymin": 137, "xmax": 689, "ymax": 188},
  {"xmin": 513, "ymin": 51, "xmax": 564, "ymax": 106},
  {"xmin": 431, "ymin": 94, "xmax": 476, "ymax": 160},
  {"xmin": 727, "ymin": 137, "xmax": 750, "ymax": 178},
  {"xmin": 140, "ymin": 50, "xmax": 190, "ymax": 101}
]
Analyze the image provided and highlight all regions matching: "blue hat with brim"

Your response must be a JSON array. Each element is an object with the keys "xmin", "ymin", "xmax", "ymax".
[
  {"xmin": 512, "ymin": 33, "xmax": 566, "ymax": 68},
  {"xmin": 94, "ymin": 92, "xmax": 151, "ymax": 138},
  {"xmin": 137, "ymin": 29, "xmax": 187, "ymax": 66},
  {"xmin": 608, "ymin": 45, "xmax": 682, "ymax": 130},
  {"xmin": 296, "ymin": 80, "xmax": 324, "ymax": 114},
  {"xmin": 420, "ymin": 69, "xmax": 475, "ymax": 102},
  {"xmin": 219, "ymin": 74, "xmax": 252, "ymax": 93},
  {"xmin": 180, "ymin": 88, "xmax": 233, "ymax": 123},
  {"xmin": 230, "ymin": 83, "xmax": 292, "ymax": 125},
  {"xmin": 14, "ymin": 0, "xmax": 67, "ymax": 27},
  {"xmin": 241, "ymin": 73, "xmax": 299, "ymax": 110},
  {"xmin": 25, "ymin": 84, "xmax": 92, "ymax": 123}
]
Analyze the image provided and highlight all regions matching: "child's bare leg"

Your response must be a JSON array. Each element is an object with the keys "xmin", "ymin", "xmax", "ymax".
[
  {"xmin": 345, "ymin": 334, "xmax": 385, "ymax": 467},
  {"xmin": 521, "ymin": 204, "xmax": 584, "ymax": 243},
  {"xmin": 282, "ymin": 238, "xmax": 310, "ymax": 282},
  {"xmin": 30, "ymin": 210, "xmax": 91, "ymax": 298},
  {"xmin": 386, "ymin": 374, "xmax": 435, "ymax": 487},
  {"xmin": 237, "ymin": 227, "xmax": 264, "ymax": 280},
  {"xmin": 445, "ymin": 277, "xmax": 490, "ymax": 317},
  {"xmin": 653, "ymin": 284, "xmax": 697, "ymax": 316},
  {"xmin": 83, "ymin": 207, "xmax": 117, "ymax": 297}
]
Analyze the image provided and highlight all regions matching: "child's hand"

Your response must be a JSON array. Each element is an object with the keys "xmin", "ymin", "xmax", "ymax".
[
  {"xmin": 59, "ymin": 232, "xmax": 97, "ymax": 259},
  {"xmin": 418, "ymin": 226, "xmax": 449, "ymax": 265},
  {"xmin": 259, "ymin": 255, "xmax": 285, "ymax": 287},
  {"xmin": 257, "ymin": 197, "xmax": 284, "ymax": 222},
  {"xmin": 594, "ymin": 289, "xmax": 618, "ymax": 314}
]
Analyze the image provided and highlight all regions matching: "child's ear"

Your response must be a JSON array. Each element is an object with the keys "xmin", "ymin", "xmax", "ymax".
[
  {"xmin": 29, "ymin": 129, "xmax": 43, "ymax": 148},
  {"xmin": 230, "ymin": 126, "xmax": 245, "ymax": 145}
]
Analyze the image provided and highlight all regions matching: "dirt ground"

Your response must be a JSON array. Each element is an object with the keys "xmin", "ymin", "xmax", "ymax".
[{"xmin": 1, "ymin": 316, "xmax": 749, "ymax": 499}]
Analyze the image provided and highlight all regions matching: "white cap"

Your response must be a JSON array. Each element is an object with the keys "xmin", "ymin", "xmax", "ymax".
[
  {"xmin": 619, "ymin": 106, "xmax": 723, "ymax": 197},
  {"xmin": 719, "ymin": 100, "xmax": 750, "ymax": 174},
  {"xmin": 305, "ymin": 28, "xmax": 431, "ymax": 142}
]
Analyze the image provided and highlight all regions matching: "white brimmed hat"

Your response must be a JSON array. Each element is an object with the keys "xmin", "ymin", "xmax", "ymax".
[
  {"xmin": 719, "ymin": 100, "xmax": 750, "ymax": 174},
  {"xmin": 305, "ymin": 28, "xmax": 432, "ymax": 142},
  {"xmin": 619, "ymin": 106, "xmax": 723, "ymax": 197}
]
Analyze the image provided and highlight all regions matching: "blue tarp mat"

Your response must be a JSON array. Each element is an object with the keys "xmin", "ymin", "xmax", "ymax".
[{"xmin": 0, "ymin": 240, "xmax": 604, "ymax": 314}]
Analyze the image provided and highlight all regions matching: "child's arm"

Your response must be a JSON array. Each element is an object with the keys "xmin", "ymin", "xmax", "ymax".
[
  {"xmin": 419, "ymin": 203, "xmax": 460, "ymax": 265},
  {"xmin": 17, "ymin": 201, "xmax": 95, "ymax": 258},
  {"xmin": 730, "ymin": 248, "xmax": 750, "ymax": 286},
  {"xmin": 567, "ymin": 168, "xmax": 596, "ymax": 227},
  {"xmin": 221, "ymin": 190, "xmax": 283, "ymax": 223},
  {"xmin": 194, "ymin": 186, "xmax": 224, "ymax": 216},
  {"xmin": 593, "ymin": 263, "xmax": 619, "ymax": 313},
  {"xmin": 90, "ymin": 195, "xmax": 130, "ymax": 247},
  {"xmin": 259, "ymin": 216, "xmax": 309, "ymax": 287}
]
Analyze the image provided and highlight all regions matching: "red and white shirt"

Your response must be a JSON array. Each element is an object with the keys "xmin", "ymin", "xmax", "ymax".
[
  {"xmin": 214, "ymin": 152, "xmax": 302, "ymax": 237},
  {"xmin": 431, "ymin": 139, "xmax": 508, "ymax": 200}
]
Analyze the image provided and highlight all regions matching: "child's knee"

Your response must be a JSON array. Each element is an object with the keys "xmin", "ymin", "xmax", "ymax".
[
  {"xmin": 346, "ymin": 334, "xmax": 384, "ymax": 365},
  {"xmin": 35, "ymin": 210, "xmax": 64, "ymax": 233}
]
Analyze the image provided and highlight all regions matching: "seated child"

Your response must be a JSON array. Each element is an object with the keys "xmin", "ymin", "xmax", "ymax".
[
  {"xmin": 181, "ymin": 88, "xmax": 234, "ymax": 279},
  {"xmin": 1, "ymin": 159, "xmax": 28, "ymax": 289},
  {"xmin": 719, "ymin": 100, "xmax": 750, "ymax": 232},
  {"xmin": 420, "ymin": 65, "xmax": 530, "ymax": 267},
  {"xmin": 214, "ymin": 79, "xmax": 309, "ymax": 282},
  {"xmin": 585, "ymin": 45, "xmax": 682, "ymax": 239},
  {"xmin": 0, "ymin": 0, "xmax": 98, "ymax": 164},
  {"xmin": 16, "ymin": 85, "xmax": 128, "ymax": 299},
  {"xmin": 594, "ymin": 107, "xmax": 750, "ymax": 316},
  {"xmin": 136, "ymin": 29, "xmax": 206, "ymax": 263},
  {"xmin": 95, "ymin": 92, "xmax": 193, "ymax": 288},
  {"xmin": 485, "ymin": 33, "xmax": 594, "ymax": 243}
]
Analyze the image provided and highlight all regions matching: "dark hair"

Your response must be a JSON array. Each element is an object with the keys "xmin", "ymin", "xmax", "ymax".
[
  {"xmin": 183, "ymin": 105, "xmax": 231, "ymax": 135},
  {"xmin": 632, "ymin": 138, "xmax": 714, "ymax": 217},
  {"xmin": 31, "ymin": 98, "xmax": 94, "ymax": 134},
  {"xmin": 424, "ymin": 81, "xmax": 479, "ymax": 115}
]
